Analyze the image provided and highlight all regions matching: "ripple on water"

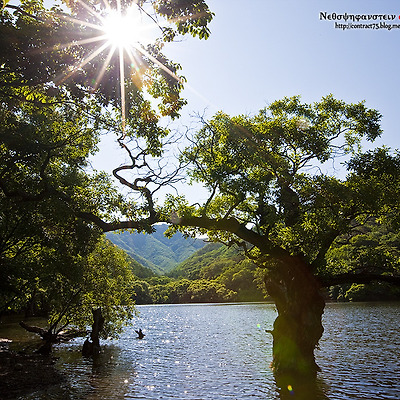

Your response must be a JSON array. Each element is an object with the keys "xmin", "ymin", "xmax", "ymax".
[
  {"xmin": 317, "ymin": 302, "xmax": 400, "ymax": 400},
  {"xmin": 14, "ymin": 302, "xmax": 400, "ymax": 400}
]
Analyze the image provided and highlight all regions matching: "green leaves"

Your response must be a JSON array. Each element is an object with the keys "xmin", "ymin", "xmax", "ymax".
[
  {"xmin": 325, "ymin": 219, "xmax": 400, "ymax": 278},
  {"xmin": 346, "ymin": 148, "xmax": 400, "ymax": 227},
  {"xmin": 178, "ymin": 95, "xmax": 394, "ymax": 267},
  {"xmin": 154, "ymin": 0, "xmax": 214, "ymax": 41}
]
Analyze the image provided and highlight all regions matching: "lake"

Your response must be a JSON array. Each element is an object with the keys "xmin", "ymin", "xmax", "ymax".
[{"xmin": 12, "ymin": 302, "xmax": 400, "ymax": 399}]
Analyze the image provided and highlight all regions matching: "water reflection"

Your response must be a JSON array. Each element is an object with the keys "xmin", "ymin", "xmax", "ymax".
[
  {"xmin": 54, "ymin": 345, "xmax": 135, "ymax": 399},
  {"xmin": 3, "ymin": 302, "xmax": 400, "ymax": 399},
  {"xmin": 275, "ymin": 374, "xmax": 330, "ymax": 400}
]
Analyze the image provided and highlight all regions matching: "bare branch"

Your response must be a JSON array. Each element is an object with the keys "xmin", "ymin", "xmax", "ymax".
[{"xmin": 4, "ymin": 4, "xmax": 46, "ymax": 22}]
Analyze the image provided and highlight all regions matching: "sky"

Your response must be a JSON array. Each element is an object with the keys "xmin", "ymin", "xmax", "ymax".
[{"xmin": 90, "ymin": 0, "xmax": 400, "ymax": 202}]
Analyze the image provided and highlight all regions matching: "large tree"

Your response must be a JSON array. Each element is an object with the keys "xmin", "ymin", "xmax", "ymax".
[{"xmin": 159, "ymin": 95, "xmax": 400, "ymax": 379}]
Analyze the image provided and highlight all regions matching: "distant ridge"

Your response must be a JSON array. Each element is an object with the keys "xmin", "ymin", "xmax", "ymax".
[
  {"xmin": 106, "ymin": 224, "xmax": 205, "ymax": 274},
  {"xmin": 168, "ymin": 242, "xmax": 243, "ymax": 279}
]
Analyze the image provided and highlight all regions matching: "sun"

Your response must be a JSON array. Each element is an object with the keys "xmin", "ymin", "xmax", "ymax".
[{"xmin": 101, "ymin": 7, "xmax": 152, "ymax": 49}]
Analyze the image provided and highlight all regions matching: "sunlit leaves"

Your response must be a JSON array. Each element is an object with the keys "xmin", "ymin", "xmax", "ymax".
[
  {"xmin": 1, "ymin": 0, "xmax": 213, "ymax": 153},
  {"xmin": 179, "ymin": 95, "xmax": 392, "ymax": 265},
  {"xmin": 325, "ymin": 220, "xmax": 400, "ymax": 278},
  {"xmin": 153, "ymin": 0, "xmax": 214, "ymax": 41},
  {"xmin": 43, "ymin": 236, "xmax": 136, "ymax": 338},
  {"xmin": 346, "ymin": 147, "xmax": 400, "ymax": 227},
  {"xmin": 80, "ymin": 237, "xmax": 136, "ymax": 338}
]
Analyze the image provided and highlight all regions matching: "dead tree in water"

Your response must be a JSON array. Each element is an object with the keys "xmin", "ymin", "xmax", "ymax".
[
  {"xmin": 19, "ymin": 307, "xmax": 104, "ymax": 356},
  {"xmin": 82, "ymin": 308, "xmax": 105, "ymax": 357},
  {"xmin": 19, "ymin": 321, "xmax": 84, "ymax": 355}
]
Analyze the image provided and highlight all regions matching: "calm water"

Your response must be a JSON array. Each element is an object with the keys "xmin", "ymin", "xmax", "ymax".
[{"xmin": 9, "ymin": 302, "xmax": 400, "ymax": 399}]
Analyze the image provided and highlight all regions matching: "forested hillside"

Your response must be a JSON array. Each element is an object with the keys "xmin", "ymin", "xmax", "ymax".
[
  {"xmin": 126, "ymin": 218, "xmax": 400, "ymax": 305},
  {"xmin": 129, "ymin": 242, "xmax": 267, "ymax": 304},
  {"xmin": 169, "ymin": 243, "xmax": 245, "ymax": 279},
  {"xmin": 107, "ymin": 224, "xmax": 205, "ymax": 274}
]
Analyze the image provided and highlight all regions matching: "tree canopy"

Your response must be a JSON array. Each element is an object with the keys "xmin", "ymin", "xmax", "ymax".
[{"xmin": 165, "ymin": 96, "xmax": 399, "ymax": 284}]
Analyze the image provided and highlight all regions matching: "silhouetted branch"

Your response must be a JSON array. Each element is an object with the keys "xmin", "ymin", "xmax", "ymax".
[
  {"xmin": 4, "ymin": 4, "xmax": 45, "ymax": 22},
  {"xmin": 318, "ymin": 273, "xmax": 400, "ymax": 287},
  {"xmin": 76, "ymin": 211, "xmax": 160, "ymax": 233}
]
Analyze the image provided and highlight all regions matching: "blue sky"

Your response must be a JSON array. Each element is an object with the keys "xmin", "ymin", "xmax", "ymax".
[
  {"xmin": 92, "ymin": 0, "xmax": 400, "ymax": 202},
  {"xmin": 167, "ymin": 0, "xmax": 399, "ymax": 145}
]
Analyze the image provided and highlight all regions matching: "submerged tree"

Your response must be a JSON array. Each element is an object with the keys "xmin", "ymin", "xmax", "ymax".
[{"xmin": 159, "ymin": 95, "xmax": 400, "ymax": 378}]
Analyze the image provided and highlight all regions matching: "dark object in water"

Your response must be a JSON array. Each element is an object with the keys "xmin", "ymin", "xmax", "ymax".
[{"xmin": 135, "ymin": 329, "xmax": 145, "ymax": 339}]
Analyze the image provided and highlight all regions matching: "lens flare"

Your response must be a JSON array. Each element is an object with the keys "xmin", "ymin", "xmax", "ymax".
[{"xmin": 48, "ymin": 0, "xmax": 182, "ymax": 138}]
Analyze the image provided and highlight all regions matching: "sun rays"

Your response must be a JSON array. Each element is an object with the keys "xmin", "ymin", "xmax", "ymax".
[{"xmin": 52, "ymin": 0, "xmax": 183, "ymax": 137}]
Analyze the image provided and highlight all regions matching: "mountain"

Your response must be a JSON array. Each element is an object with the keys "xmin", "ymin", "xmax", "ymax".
[
  {"xmin": 128, "ymin": 256, "xmax": 156, "ymax": 279},
  {"xmin": 168, "ymin": 242, "xmax": 244, "ymax": 279},
  {"xmin": 167, "ymin": 242, "xmax": 267, "ymax": 301},
  {"xmin": 106, "ymin": 224, "xmax": 206, "ymax": 274}
]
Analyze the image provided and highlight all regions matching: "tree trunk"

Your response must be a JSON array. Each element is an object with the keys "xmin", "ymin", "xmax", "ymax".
[
  {"xmin": 19, "ymin": 321, "xmax": 86, "ymax": 355},
  {"xmin": 264, "ymin": 255, "xmax": 325, "ymax": 379},
  {"xmin": 82, "ymin": 308, "xmax": 104, "ymax": 357}
]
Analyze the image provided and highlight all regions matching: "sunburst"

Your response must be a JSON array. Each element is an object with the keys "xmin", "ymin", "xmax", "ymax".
[{"xmin": 54, "ymin": 0, "xmax": 183, "ymax": 137}]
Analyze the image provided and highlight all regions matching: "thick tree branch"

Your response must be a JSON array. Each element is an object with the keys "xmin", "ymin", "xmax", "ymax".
[
  {"xmin": 0, "ymin": 178, "xmax": 64, "ymax": 202},
  {"xmin": 318, "ymin": 273, "xmax": 400, "ymax": 288},
  {"xmin": 176, "ymin": 214, "xmax": 288, "ymax": 258},
  {"xmin": 76, "ymin": 211, "xmax": 160, "ymax": 233}
]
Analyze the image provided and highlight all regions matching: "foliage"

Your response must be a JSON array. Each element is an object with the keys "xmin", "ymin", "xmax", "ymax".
[
  {"xmin": 131, "ymin": 280, "xmax": 153, "ymax": 304},
  {"xmin": 170, "ymin": 95, "xmax": 400, "ymax": 284},
  {"xmin": 1, "ymin": 230, "xmax": 136, "ymax": 338},
  {"xmin": 168, "ymin": 242, "xmax": 236, "ymax": 279},
  {"xmin": 0, "ymin": 0, "xmax": 213, "ymax": 342},
  {"xmin": 129, "ymin": 258, "xmax": 156, "ymax": 279},
  {"xmin": 169, "ymin": 242, "xmax": 267, "ymax": 301},
  {"xmin": 343, "ymin": 282, "xmax": 400, "ymax": 302},
  {"xmin": 1, "ymin": 0, "xmax": 213, "ymax": 121},
  {"xmin": 185, "ymin": 279, "xmax": 235, "ymax": 303},
  {"xmin": 0, "ymin": 79, "xmax": 122, "ymax": 314},
  {"xmin": 145, "ymin": 278, "xmax": 235, "ymax": 304},
  {"xmin": 326, "ymin": 218, "xmax": 400, "ymax": 277},
  {"xmin": 325, "ymin": 219, "xmax": 400, "ymax": 301},
  {"xmin": 47, "ymin": 237, "xmax": 136, "ymax": 338}
]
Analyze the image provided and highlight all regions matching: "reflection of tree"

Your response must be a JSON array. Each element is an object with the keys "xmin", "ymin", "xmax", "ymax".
[{"xmin": 277, "ymin": 375, "xmax": 330, "ymax": 400}]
